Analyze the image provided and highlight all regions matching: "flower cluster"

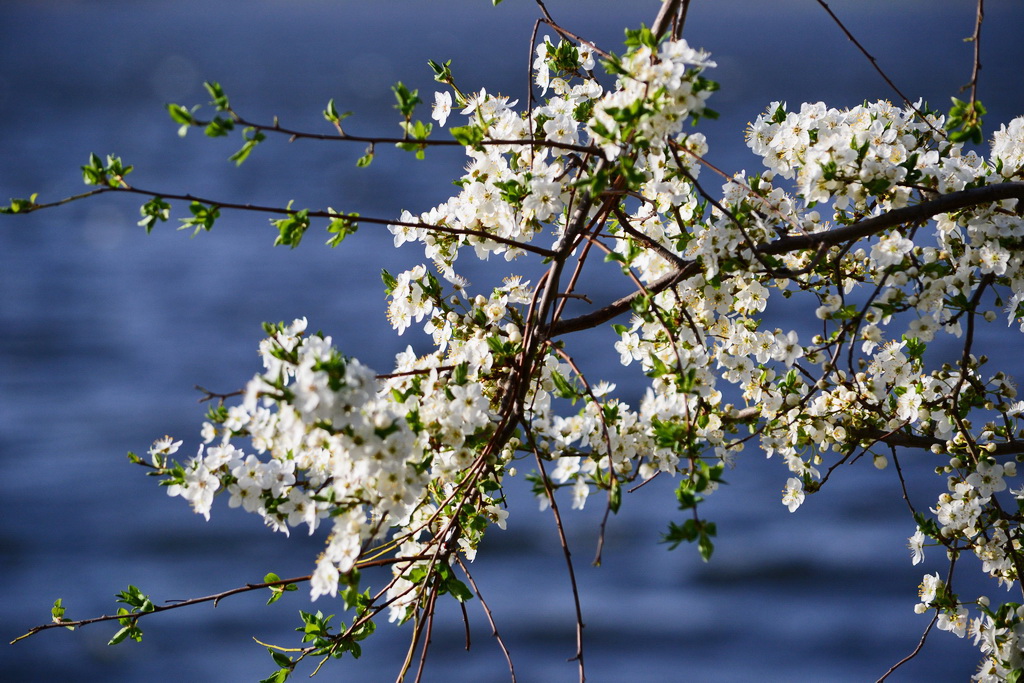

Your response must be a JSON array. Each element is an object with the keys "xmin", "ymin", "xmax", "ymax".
[
  {"xmin": 157, "ymin": 318, "xmax": 435, "ymax": 601},
  {"xmin": 136, "ymin": 24, "xmax": 1024, "ymax": 681}
]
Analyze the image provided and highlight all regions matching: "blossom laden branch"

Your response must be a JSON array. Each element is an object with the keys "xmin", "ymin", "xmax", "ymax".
[{"xmin": 8, "ymin": 0, "xmax": 1024, "ymax": 679}]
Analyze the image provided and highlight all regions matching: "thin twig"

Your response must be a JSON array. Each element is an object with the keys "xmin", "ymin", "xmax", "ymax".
[
  {"xmin": 189, "ymin": 112, "xmax": 602, "ymax": 157},
  {"xmin": 814, "ymin": 0, "xmax": 936, "ymax": 132},
  {"xmin": 455, "ymin": 556, "xmax": 517, "ymax": 683},
  {"xmin": 534, "ymin": 450, "xmax": 586, "ymax": 683},
  {"xmin": 17, "ymin": 184, "xmax": 557, "ymax": 259},
  {"xmin": 965, "ymin": 0, "xmax": 985, "ymax": 107},
  {"xmin": 876, "ymin": 612, "xmax": 937, "ymax": 682},
  {"xmin": 550, "ymin": 345, "xmax": 618, "ymax": 567}
]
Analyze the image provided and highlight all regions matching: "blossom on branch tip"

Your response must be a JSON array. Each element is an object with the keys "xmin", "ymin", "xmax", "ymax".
[{"xmin": 432, "ymin": 91, "xmax": 453, "ymax": 127}]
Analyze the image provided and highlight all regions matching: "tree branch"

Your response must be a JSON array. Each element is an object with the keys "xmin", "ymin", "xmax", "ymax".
[
  {"xmin": 11, "ymin": 555, "xmax": 424, "ymax": 643},
  {"xmin": 551, "ymin": 182, "xmax": 1024, "ymax": 335}
]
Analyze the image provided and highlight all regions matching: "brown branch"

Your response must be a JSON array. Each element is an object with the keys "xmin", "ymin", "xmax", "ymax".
[
  {"xmin": 455, "ymin": 556, "xmax": 517, "ymax": 683},
  {"xmin": 190, "ymin": 113, "xmax": 602, "ymax": 158},
  {"xmin": 194, "ymin": 384, "xmax": 244, "ymax": 404},
  {"xmin": 550, "ymin": 259, "xmax": 698, "ymax": 336},
  {"xmin": 534, "ymin": 0, "xmax": 613, "ymax": 60},
  {"xmin": 533, "ymin": 447, "xmax": 586, "ymax": 683},
  {"xmin": 814, "ymin": 0, "xmax": 935, "ymax": 131},
  {"xmin": 12, "ymin": 555, "xmax": 425, "ymax": 643},
  {"xmin": 652, "ymin": 0, "xmax": 685, "ymax": 39},
  {"xmin": 876, "ymin": 612, "xmax": 937, "ymax": 682},
  {"xmin": 18, "ymin": 184, "xmax": 557, "ymax": 259},
  {"xmin": 858, "ymin": 425, "xmax": 1024, "ymax": 457},
  {"xmin": 551, "ymin": 182, "xmax": 1024, "ymax": 336},
  {"xmin": 761, "ymin": 182, "xmax": 1024, "ymax": 255},
  {"xmin": 965, "ymin": 0, "xmax": 985, "ymax": 107}
]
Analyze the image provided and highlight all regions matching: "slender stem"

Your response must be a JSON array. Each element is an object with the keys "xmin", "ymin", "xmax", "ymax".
[
  {"xmin": 966, "ymin": 0, "xmax": 985, "ymax": 107},
  {"xmin": 876, "ymin": 613, "xmax": 937, "ymax": 682},
  {"xmin": 534, "ymin": 450, "xmax": 586, "ymax": 683},
  {"xmin": 455, "ymin": 556, "xmax": 517, "ymax": 683},
  {"xmin": 194, "ymin": 112, "xmax": 601, "ymax": 157},
  {"xmin": 814, "ymin": 0, "xmax": 936, "ymax": 132}
]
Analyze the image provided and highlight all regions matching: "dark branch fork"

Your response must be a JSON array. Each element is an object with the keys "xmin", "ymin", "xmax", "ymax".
[{"xmin": 551, "ymin": 182, "xmax": 1024, "ymax": 336}]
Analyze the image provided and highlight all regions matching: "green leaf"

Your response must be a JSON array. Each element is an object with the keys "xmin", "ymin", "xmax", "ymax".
[
  {"xmin": 397, "ymin": 120, "xmax": 433, "ymax": 159},
  {"xmin": 138, "ymin": 197, "xmax": 171, "ymax": 233},
  {"xmin": 445, "ymin": 577, "xmax": 474, "ymax": 603},
  {"xmin": 428, "ymin": 59, "xmax": 453, "ymax": 84},
  {"xmin": 1, "ymin": 193, "xmax": 40, "ymax": 214},
  {"xmin": 178, "ymin": 201, "xmax": 220, "ymax": 236},
  {"xmin": 947, "ymin": 97, "xmax": 985, "ymax": 146},
  {"xmin": 356, "ymin": 144, "xmax": 374, "ymax": 167},
  {"xmin": 167, "ymin": 103, "xmax": 198, "ymax": 136},
  {"xmin": 609, "ymin": 477, "xmax": 622, "ymax": 513},
  {"xmin": 204, "ymin": 115, "xmax": 235, "ymax": 138},
  {"xmin": 452, "ymin": 361, "xmax": 469, "ymax": 386},
  {"xmin": 449, "ymin": 124, "xmax": 484, "ymax": 149},
  {"xmin": 108, "ymin": 626, "xmax": 131, "ymax": 646},
  {"xmin": 50, "ymin": 598, "xmax": 73, "ymax": 630},
  {"xmin": 81, "ymin": 154, "xmax": 132, "ymax": 187},
  {"xmin": 391, "ymin": 82, "xmax": 421, "ymax": 120},
  {"xmin": 381, "ymin": 269, "xmax": 398, "ymax": 295},
  {"xmin": 623, "ymin": 25, "xmax": 658, "ymax": 50},
  {"xmin": 259, "ymin": 670, "xmax": 291, "ymax": 683},
  {"xmin": 271, "ymin": 204, "xmax": 310, "ymax": 248},
  {"xmin": 229, "ymin": 127, "xmax": 266, "ymax": 166},
  {"xmin": 204, "ymin": 81, "xmax": 230, "ymax": 111},
  {"xmin": 326, "ymin": 211, "xmax": 359, "ymax": 247},
  {"xmin": 698, "ymin": 525, "xmax": 716, "ymax": 562},
  {"xmin": 322, "ymin": 98, "xmax": 352, "ymax": 125},
  {"xmin": 550, "ymin": 370, "xmax": 579, "ymax": 401},
  {"xmin": 271, "ymin": 651, "xmax": 293, "ymax": 669}
]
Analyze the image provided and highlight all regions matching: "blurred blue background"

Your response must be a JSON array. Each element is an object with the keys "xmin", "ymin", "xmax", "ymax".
[{"xmin": 2, "ymin": 1, "xmax": 1023, "ymax": 681}]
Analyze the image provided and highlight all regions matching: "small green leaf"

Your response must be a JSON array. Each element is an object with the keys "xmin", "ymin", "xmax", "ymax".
[
  {"xmin": 1, "ymin": 194, "xmax": 40, "ymax": 214},
  {"xmin": 138, "ymin": 197, "xmax": 171, "ymax": 233},
  {"xmin": 108, "ymin": 626, "xmax": 130, "ymax": 646},
  {"xmin": 259, "ymin": 671, "xmax": 291, "ymax": 683},
  {"xmin": 550, "ymin": 370, "xmax": 579, "ymax": 400},
  {"xmin": 204, "ymin": 81, "xmax": 230, "ymax": 111},
  {"xmin": 323, "ymin": 98, "xmax": 352, "ymax": 125},
  {"xmin": 178, "ymin": 201, "xmax": 220, "ymax": 236},
  {"xmin": 356, "ymin": 144, "xmax": 374, "ymax": 167},
  {"xmin": 326, "ymin": 211, "xmax": 359, "ymax": 248},
  {"xmin": 204, "ymin": 115, "xmax": 235, "ymax": 138},
  {"xmin": 381, "ymin": 269, "xmax": 398, "ymax": 295},
  {"xmin": 428, "ymin": 59, "xmax": 453, "ymax": 83},
  {"xmin": 449, "ymin": 124, "xmax": 484, "ymax": 149},
  {"xmin": 391, "ymin": 82, "xmax": 421, "ymax": 120},
  {"xmin": 609, "ymin": 477, "xmax": 622, "ymax": 513},
  {"xmin": 270, "ymin": 204, "xmax": 310, "ymax": 248},
  {"xmin": 445, "ymin": 577, "xmax": 474, "ymax": 603},
  {"xmin": 229, "ymin": 127, "xmax": 266, "ymax": 166}
]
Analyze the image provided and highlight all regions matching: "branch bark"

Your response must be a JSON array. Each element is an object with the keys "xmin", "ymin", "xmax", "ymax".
[{"xmin": 551, "ymin": 182, "xmax": 1024, "ymax": 336}]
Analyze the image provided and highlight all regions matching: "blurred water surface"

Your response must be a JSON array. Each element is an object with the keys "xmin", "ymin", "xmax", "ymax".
[{"xmin": 2, "ymin": 1, "xmax": 1024, "ymax": 681}]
